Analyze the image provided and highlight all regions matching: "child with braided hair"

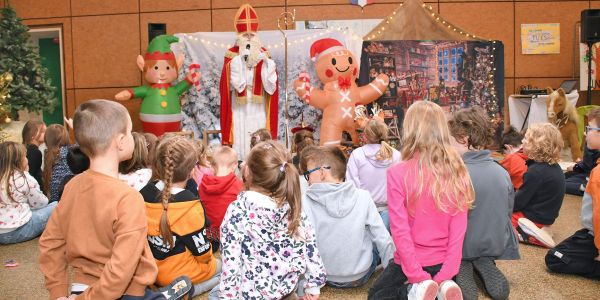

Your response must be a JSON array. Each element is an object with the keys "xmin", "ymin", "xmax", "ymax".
[
  {"xmin": 140, "ymin": 134, "xmax": 220, "ymax": 297},
  {"xmin": 212, "ymin": 140, "xmax": 326, "ymax": 300}
]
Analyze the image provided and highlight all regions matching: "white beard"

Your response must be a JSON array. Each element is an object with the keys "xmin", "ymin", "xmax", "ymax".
[{"xmin": 236, "ymin": 35, "xmax": 263, "ymax": 68}]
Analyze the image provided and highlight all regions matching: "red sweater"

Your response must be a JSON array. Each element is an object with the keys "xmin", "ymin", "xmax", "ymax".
[
  {"xmin": 199, "ymin": 173, "xmax": 243, "ymax": 240},
  {"xmin": 500, "ymin": 151, "xmax": 528, "ymax": 190}
]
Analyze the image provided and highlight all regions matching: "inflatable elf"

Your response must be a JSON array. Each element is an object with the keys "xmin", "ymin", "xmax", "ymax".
[{"xmin": 115, "ymin": 35, "xmax": 200, "ymax": 136}]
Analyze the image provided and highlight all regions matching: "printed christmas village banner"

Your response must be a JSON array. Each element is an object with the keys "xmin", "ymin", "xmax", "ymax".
[
  {"xmin": 173, "ymin": 29, "xmax": 362, "ymax": 144},
  {"xmin": 359, "ymin": 40, "xmax": 504, "ymax": 132}
]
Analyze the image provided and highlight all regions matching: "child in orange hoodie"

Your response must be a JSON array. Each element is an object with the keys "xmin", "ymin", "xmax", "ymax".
[
  {"xmin": 141, "ymin": 134, "xmax": 219, "ymax": 297},
  {"xmin": 199, "ymin": 146, "xmax": 244, "ymax": 251},
  {"xmin": 500, "ymin": 126, "xmax": 528, "ymax": 190}
]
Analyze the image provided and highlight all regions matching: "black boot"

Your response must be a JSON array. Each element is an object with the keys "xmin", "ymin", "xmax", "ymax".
[
  {"xmin": 472, "ymin": 257, "xmax": 509, "ymax": 300},
  {"xmin": 455, "ymin": 260, "xmax": 478, "ymax": 300}
]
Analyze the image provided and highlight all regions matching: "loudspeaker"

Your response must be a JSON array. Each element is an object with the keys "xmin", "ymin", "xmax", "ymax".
[
  {"xmin": 148, "ymin": 23, "xmax": 167, "ymax": 42},
  {"xmin": 581, "ymin": 10, "xmax": 600, "ymax": 43}
]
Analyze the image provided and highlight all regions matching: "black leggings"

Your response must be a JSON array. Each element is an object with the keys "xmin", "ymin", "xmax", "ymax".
[
  {"xmin": 368, "ymin": 260, "xmax": 442, "ymax": 300},
  {"xmin": 545, "ymin": 228, "xmax": 600, "ymax": 279}
]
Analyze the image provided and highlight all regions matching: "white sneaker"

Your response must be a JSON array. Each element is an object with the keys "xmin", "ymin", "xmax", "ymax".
[
  {"xmin": 407, "ymin": 279, "xmax": 438, "ymax": 300},
  {"xmin": 518, "ymin": 218, "xmax": 556, "ymax": 248},
  {"xmin": 437, "ymin": 280, "xmax": 463, "ymax": 300}
]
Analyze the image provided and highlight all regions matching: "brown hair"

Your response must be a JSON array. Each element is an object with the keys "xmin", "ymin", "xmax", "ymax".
[
  {"xmin": 0, "ymin": 142, "xmax": 28, "ymax": 203},
  {"xmin": 523, "ymin": 123, "xmax": 563, "ymax": 164},
  {"xmin": 501, "ymin": 126, "xmax": 524, "ymax": 152},
  {"xmin": 364, "ymin": 119, "xmax": 395, "ymax": 161},
  {"xmin": 299, "ymin": 145, "xmax": 319, "ymax": 174},
  {"xmin": 194, "ymin": 140, "xmax": 211, "ymax": 168},
  {"xmin": 153, "ymin": 134, "xmax": 199, "ymax": 248},
  {"xmin": 250, "ymin": 128, "xmax": 272, "ymax": 149},
  {"xmin": 119, "ymin": 132, "xmax": 148, "ymax": 174},
  {"xmin": 43, "ymin": 124, "xmax": 70, "ymax": 195},
  {"xmin": 301, "ymin": 146, "xmax": 347, "ymax": 180},
  {"xmin": 143, "ymin": 132, "xmax": 158, "ymax": 165},
  {"xmin": 587, "ymin": 107, "xmax": 600, "ymax": 125},
  {"xmin": 293, "ymin": 130, "xmax": 315, "ymax": 157},
  {"xmin": 21, "ymin": 120, "xmax": 44, "ymax": 145},
  {"xmin": 73, "ymin": 99, "xmax": 129, "ymax": 157},
  {"xmin": 246, "ymin": 140, "xmax": 301, "ymax": 235},
  {"xmin": 448, "ymin": 106, "xmax": 494, "ymax": 150},
  {"xmin": 401, "ymin": 101, "xmax": 474, "ymax": 213},
  {"xmin": 212, "ymin": 146, "xmax": 237, "ymax": 169}
]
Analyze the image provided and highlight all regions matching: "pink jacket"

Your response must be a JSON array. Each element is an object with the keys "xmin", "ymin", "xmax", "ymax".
[{"xmin": 387, "ymin": 158, "xmax": 468, "ymax": 284}]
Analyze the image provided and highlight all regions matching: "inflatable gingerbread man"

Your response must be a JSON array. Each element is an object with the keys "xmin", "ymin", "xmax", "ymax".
[{"xmin": 294, "ymin": 38, "xmax": 389, "ymax": 146}]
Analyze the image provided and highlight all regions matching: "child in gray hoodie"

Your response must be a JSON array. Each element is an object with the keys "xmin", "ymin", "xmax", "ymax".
[{"xmin": 301, "ymin": 145, "xmax": 395, "ymax": 288}]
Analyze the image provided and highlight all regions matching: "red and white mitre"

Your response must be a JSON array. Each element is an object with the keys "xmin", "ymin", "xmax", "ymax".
[{"xmin": 234, "ymin": 4, "xmax": 259, "ymax": 34}]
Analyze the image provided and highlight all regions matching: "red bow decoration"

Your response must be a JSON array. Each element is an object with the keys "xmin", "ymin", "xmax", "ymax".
[{"xmin": 338, "ymin": 76, "xmax": 351, "ymax": 90}]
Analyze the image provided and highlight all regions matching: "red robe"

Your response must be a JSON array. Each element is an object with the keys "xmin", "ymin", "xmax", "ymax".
[{"xmin": 219, "ymin": 46, "xmax": 279, "ymax": 145}]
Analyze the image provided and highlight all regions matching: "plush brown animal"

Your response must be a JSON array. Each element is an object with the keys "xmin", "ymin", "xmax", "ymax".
[{"xmin": 546, "ymin": 87, "xmax": 581, "ymax": 161}]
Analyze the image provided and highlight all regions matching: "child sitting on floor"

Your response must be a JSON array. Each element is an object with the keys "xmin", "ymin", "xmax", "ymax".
[
  {"xmin": 369, "ymin": 101, "xmax": 474, "ymax": 300},
  {"xmin": 39, "ymin": 100, "xmax": 192, "ymax": 300},
  {"xmin": 141, "ymin": 134, "xmax": 220, "ymax": 297},
  {"xmin": 199, "ymin": 146, "xmax": 243, "ymax": 251},
  {"xmin": 118, "ymin": 132, "xmax": 152, "ymax": 191},
  {"xmin": 302, "ymin": 145, "xmax": 395, "ymax": 288},
  {"xmin": 0, "ymin": 141, "xmax": 55, "ymax": 244},
  {"xmin": 564, "ymin": 145, "xmax": 600, "ymax": 196},
  {"xmin": 57, "ymin": 145, "xmax": 90, "ymax": 200},
  {"xmin": 449, "ymin": 107, "xmax": 520, "ymax": 300},
  {"xmin": 212, "ymin": 140, "xmax": 326, "ymax": 299},
  {"xmin": 21, "ymin": 120, "xmax": 46, "ymax": 189},
  {"xmin": 513, "ymin": 123, "xmax": 565, "ymax": 249},
  {"xmin": 546, "ymin": 107, "xmax": 600, "ymax": 279},
  {"xmin": 346, "ymin": 119, "xmax": 401, "ymax": 231},
  {"xmin": 43, "ymin": 124, "xmax": 72, "ymax": 202},
  {"xmin": 500, "ymin": 126, "xmax": 528, "ymax": 190},
  {"xmin": 191, "ymin": 140, "xmax": 213, "ymax": 186}
]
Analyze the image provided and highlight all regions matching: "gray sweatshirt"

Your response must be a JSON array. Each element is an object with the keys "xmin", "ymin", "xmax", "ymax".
[
  {"xmin": 462, "ymin": 150, "xmax": 520, "ymax": 260},
  {"xmin": 302, "ymin": 181, "xmax": 395, "ymax": 282}
]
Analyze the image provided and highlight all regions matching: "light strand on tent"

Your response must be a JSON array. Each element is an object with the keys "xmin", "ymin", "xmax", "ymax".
[
  {"xmin": 366, "ymin": 3, "xmax": 494, "ymax": 41},
  {"xmin": 180, "ymin": 27, "xmax": 362, "ymax": 50}
]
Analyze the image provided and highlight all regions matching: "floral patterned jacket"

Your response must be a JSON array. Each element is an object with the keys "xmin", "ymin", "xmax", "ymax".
[
  {"xmin": 0, "ymin": 171, "xmax": 49, "ymax": 233},
  {"xmin": 219, "ymin": 191, "xmax": 326, "ymax": 299}
]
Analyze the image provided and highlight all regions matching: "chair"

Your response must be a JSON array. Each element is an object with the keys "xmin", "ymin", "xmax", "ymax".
[{"xmin": 577, "ymin": 105, "xmax": 600, "ymax": 144}]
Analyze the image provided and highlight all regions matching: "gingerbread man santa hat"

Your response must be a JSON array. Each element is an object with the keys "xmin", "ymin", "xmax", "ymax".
[{"xmin": 310, "ymin": 38, "xmax": 347, "ymax": 62}]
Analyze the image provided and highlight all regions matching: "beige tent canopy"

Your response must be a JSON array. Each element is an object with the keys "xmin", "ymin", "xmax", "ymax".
[{"xmin": 364, "ymin": 0, "xmax": 487, "ymax": 41}]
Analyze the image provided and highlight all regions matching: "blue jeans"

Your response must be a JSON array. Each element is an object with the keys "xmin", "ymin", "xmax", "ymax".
[
  {"xmin": 326, "ymin": 248, "xmax": 381, "ymax": 288},
  {"xmin": 380, "ymin": 209, "xmax": 390, "ymax": 233},
  {"xmin": 0, "ymin": 202, "xmax": 57, "ymax": 244}
]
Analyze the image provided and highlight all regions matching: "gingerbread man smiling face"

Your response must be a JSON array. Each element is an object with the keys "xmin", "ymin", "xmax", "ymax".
[{"xmin": 294, "ymin": 38, "xmax": 389, "ymax": 146}]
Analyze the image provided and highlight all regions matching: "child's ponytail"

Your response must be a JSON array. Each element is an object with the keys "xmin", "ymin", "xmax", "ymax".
[
  {"xmin": 365, "ymin": 119, "xmax": 394, "ymax": 161},
  {"xmin": 159, "ymin": 143, "xmax": 175, "ymax": 248},
  {"xmin": 276, "ymin": 162, "xmax": 301, "ymax": 235}
]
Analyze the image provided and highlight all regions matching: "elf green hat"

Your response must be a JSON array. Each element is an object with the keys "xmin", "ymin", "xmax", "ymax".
[{"xmin": 145, "ymin": 35, "xmax": 178, "ymax": 60}]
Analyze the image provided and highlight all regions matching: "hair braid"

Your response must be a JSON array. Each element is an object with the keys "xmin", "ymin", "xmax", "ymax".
[{"xmin": 159, "ymin": 143, "xmax": 175, "ymax": 249}]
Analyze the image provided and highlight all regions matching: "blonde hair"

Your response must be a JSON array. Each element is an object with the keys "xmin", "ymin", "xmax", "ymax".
[
  {"xmin": 143, "ymin": 132, "xmax": 158, "ymax": 165},
  {"xmin": 119, "ymin": 132, "xmax": 148, "ymax": 174},
  {"xmin": 153, "ymin": 134, "xmax": 199, "ymax": 248},
  {"xmin": 43, "ymin": 124, "xmax": 70, "ymax": 195},
  {"xmin": 246, "ymin": 140, "xmax": 301, "ymax": 235},
  {"xmin": 364, "ymin": 119, "xmax": 395, "ymax": 161},
  {"xmin": 0, "ymin": 142, "xmax": 28, "ymax": 203},
  {"xmin": 448, "ymin": 106, "xmax": 494, "ymax": 150},
  {"xmin": 212, "ymin": 146, "xmax": 237, "ymax": 169},
  {"xmin": 73, "ymin": 99, "xmax": 129, "ymax": 157},
  {"xmin": 401, "ymin": 101, "xmax": 474, "ymax": 213},
  {"xmin": 523, "ymin": 123, "xmax": 563, "ymax": 164}
]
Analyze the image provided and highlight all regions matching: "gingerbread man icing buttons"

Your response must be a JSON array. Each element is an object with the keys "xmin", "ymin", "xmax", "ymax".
[{"xmin": 294, "ymin": 38, "xmax": 389, "ymax": 146}]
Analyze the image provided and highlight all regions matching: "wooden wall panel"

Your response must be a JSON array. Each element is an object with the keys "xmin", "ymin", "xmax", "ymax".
[
  {"xmin": 74, "ymin": 88, "xmax": 143, "ymax": 131},
  {"xmin": 212, "ymin": 6, "xmax": 285, "ymax": 32},
  {"xmin": 10, "ymin": 0, "xmax": 70, "ymax": 19},
  {"xmin": 213, "ymin": 0, "xmax": 285, "ymax": 9},
  {"xmin": 140, "ymin": 10, "xmax": 212, "ymax": 49},
  {"xmin": 139, "ymin": 0, "xmax": 209, "ymax": 12},
  {"xmin": 71, "ymin": 0, "xmax": 138, "ymax": 16}
]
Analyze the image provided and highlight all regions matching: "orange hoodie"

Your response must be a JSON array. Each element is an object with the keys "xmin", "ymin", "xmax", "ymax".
[
  {"xmin": 141, "ymin": 181, "xmax": 217, "ymax": 286},
  {"xmin": 500, "ymin": 151, "xmax": 528, "ymax": 190}
]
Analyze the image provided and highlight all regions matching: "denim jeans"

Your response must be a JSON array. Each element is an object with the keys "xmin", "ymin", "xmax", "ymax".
[
  {"xmin": 0, "ymin": 202, "xmax": 57, "ymax": 244},
  {"xmin": 326, "ymin": 248, "xmax": 381, "ymax": 288},
  {"xmin": 192, "ymin": 260, "xmax": 222, "ymax": 297},
  {"xmin": 380, "ymin": 209, "xmax": 390, "ymax": 233}
]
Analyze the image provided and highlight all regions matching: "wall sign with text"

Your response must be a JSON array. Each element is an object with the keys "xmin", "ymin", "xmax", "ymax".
[{"xmin": 521, "ymin": 23, "xmax": 560, "ymax": 54}]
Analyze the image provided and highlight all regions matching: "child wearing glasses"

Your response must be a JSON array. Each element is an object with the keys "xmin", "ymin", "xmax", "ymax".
[
  {"xmin": 301, "ymin": 145, "xmax": 395, "ymax": 289},
  {"xmin": 512, "ymin": 123, "xmax": 565, "ymax": 249},
  {"xmin": 546, "ymin": 107, "xmax": 600, "ymax": 279},
  {"xmin": 369, "ymin": 101, "xmax": 474, "ymax": 300},
  {"xmin": 346, "ymin": 119, "xmax": 401, "ymax": 232},
  {"xmin": 212, "ymin": 140, "xmax": 326, "ymax": 299}
]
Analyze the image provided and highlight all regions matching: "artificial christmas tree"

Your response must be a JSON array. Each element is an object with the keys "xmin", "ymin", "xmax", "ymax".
[{"xmin": 0, "ymin": 5, "xmax": 55, "ymax": 118}]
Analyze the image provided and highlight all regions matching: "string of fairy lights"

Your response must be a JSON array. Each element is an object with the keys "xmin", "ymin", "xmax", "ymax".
[{"xmin": 179, "ymin": 26, "xmax": 363, "ymax": 51}]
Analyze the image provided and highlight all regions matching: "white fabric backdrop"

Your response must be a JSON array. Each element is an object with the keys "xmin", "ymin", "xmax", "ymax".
[
  {"xmin": 172, "ymin": 29, "xmax": 363, "ymax": 146},
  {"xmin": 508, "ymin": 91, "xmax": 579, "ymax": 131}
]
